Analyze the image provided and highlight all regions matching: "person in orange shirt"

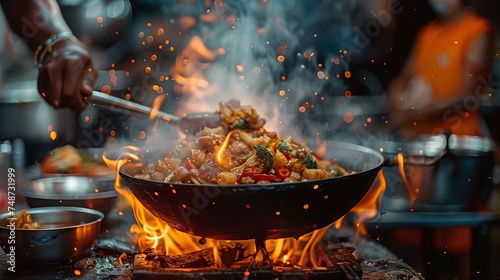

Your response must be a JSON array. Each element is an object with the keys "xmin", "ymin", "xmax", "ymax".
[
  {"xmin": 387, "ymin": 0, "xmax": 496, "ymax": 139},
  {"xmin": 386, "ymin": 1, "xmax": 496, "ymax": 276}
]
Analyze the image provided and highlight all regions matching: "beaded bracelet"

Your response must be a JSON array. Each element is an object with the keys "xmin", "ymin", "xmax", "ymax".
[{"xmin": 33, "ymin": 32, "xmax": 75, "ymax": 67}]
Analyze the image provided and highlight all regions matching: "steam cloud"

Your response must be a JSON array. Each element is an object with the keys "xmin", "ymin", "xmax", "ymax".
[
  {"xmin": 164, "ymin": 0, "xmax": 385, "ymax": 140},
  {"xmin": 104, "ymin": 0, "xmax": 396, "ymax": 150}
]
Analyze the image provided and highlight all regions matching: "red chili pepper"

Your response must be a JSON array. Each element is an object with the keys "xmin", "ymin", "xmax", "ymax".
[
  {"xmin": 277, "ymin": 167, "xmax": 290, "ymax": 180},
  {"xmin": 282, "ymin": 151, "xmax": 292, "ymax": 160},
  {"xmin": 239, "ymin": 172, "xmax": 278, "ymax": 182},
  {"xmin": 250, "ymin": 173, "xmax": 278, "ymax": 181}
]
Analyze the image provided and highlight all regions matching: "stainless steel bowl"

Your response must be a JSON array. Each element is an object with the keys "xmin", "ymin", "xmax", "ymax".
[
  {"xmin": 0, "ymin": 207, "xmax": 104, "ymax": 263},
  {"xmin": 19, "ymin": 176, "xmax": 119, "ymax": 215}
]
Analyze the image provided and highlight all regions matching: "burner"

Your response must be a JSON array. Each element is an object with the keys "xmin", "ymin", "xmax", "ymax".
[{"xmin": 133, "ymin": 243, "xmax": 362, "ymax": 280}]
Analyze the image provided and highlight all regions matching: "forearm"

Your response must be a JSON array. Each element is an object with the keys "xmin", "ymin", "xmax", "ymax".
[
  {"xmin": 391, "ymin": 84, "xmax": 484, "ymax": 131},
  {"xmin": 0, "ymin": 0, "xmax": 72, "ymax": 51}
]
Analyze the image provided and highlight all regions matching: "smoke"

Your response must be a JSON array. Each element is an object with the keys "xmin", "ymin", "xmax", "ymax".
[
  {"xmin": 101, "ymin": 0, "xmax": 398, "ymax": 149},
  {"xmin": 163, "ymin": 0, "xmax": 385, "ymax": 140}
]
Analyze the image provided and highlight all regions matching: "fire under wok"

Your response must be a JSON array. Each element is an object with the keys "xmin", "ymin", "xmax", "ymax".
[{"xmin": 119, "ymin": 140, "xmax": 384, "ymax": 241}]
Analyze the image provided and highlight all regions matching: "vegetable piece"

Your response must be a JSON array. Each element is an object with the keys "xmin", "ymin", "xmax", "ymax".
[
  {"xmin": 230, "ymin": 115, "xmax": 248, "ymax": 130},
  {"xmin": 218, "ymin": 172, "xmax": 238, "ymax": 184},
  {"xmin": 300, "ymin": 153, "xmax": 317, "ymax": 169},
  {"xmin": 239, "ymin": 172, "xmax": 278, "ymax": 182},
  {"xmin": 253, "ymin": 144, "xmax": 274, "ymax": 173},
  {"xmin": 282, "ymin": 151, "xmax": 292, "ymax": 160},
  {"xmin": 332, "ymin": 165, "xmax": 348, "ymax": 176},
  {"xmin": 301, "ymin": 169, "xmax": 332, "ymax": 180},
  {"xmin": 278, "ymin": 139, "xmax": 293, "ymax": 153},
  {"xmin": 277, "ymin": 167, "xmax": 290, "ymax": 180},
  {"xmin": 274, "ymin": 150, "xmax": 288, "ymax": 168},
  {"xmin": 289, "ymin": 161, "xmax": 306, "ymax": 174},
  {"xmin": 238, "ymin": 130, "xmax": 254, "ymax": 146}
]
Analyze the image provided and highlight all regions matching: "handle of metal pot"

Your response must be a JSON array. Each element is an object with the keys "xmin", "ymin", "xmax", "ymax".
[{"xmin": 88, "ymin": 91, "xmax": 180, "ymax": 123}]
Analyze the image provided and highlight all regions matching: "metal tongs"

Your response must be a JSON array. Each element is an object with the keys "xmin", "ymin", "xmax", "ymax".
[{"xmin": 87, "ymin": 91, "xmax": 220, "ymax": 134}]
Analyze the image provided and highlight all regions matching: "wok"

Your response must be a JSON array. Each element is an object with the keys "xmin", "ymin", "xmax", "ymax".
[{"xmin": 119, "ymin": 141, "xmax": 384, "ymax": 241}]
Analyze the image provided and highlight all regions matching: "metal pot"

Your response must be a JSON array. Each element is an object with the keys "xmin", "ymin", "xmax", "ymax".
[
  {"xmin": 0, "ymin": 79, "xmax": 78, "ymax": 144},
  {"xmin": 380, "ymin": 134, "xmax": 496, "ymax": 212}
]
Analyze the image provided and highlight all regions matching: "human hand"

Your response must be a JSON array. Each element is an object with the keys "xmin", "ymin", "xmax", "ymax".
[
  {"xmin": 37, "ymin": 39, "xmax": 98, "ymax": 111},
  {"xmin": 395, "ymin": 76, "xmax": 433, "ymax": 111}
]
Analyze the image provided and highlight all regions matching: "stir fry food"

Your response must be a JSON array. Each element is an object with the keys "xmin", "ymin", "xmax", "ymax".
[
  {"xmin": 14, "ymin": 210, "xmax": 44, "ymax": 229},
  {"xmin": 41, "ymin": 145, "xmax": 112, "ymax": 176},
  {"xmin": 135, "ymin": 99, "xmax": 353, "ymax": 185}
]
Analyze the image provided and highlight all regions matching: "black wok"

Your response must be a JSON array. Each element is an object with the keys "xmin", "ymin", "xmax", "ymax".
[{"xmin": 119, "ymin": 141, "xmax": 384, "ymax": 241}]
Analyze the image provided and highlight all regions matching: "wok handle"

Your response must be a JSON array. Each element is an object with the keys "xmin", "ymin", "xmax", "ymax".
[{"xmin": 88, "ymin": 91, "xmax": 180, "ymax": 123}]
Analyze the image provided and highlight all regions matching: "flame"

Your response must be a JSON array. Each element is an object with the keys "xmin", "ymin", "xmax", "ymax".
[
  {"xmin": 216, "ymin": 130, "xmax": 235, "ymax": 165},
  {"xmin": 104, "ymin": 143, "xmax": 387, "ymax": 269},
  {"xmin": 349, "ymin": 171, "xmax": 386, "ymax": 237},
  {"xmin": 149, "ymin": 94, "xmax": 166, "ymax": 120},
  {"xmin": 397, "ymin": 153, "xmax": 417, "ymax": 205},
  {"xmin": 171, "ymin": 35, "xmax": 226, "ymax": 114},
  {"xmin": 103, "ymin": 147, "xmax": 223, "ymax": 266},
  {"xmin": 314, "ymin": 136, "xmax": 386, "ymax": 238}
]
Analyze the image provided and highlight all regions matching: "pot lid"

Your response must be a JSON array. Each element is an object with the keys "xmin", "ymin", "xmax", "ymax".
[
  {"xmin": 448, "ymin": 134, "xmax": 496, "ymax": 154},
  {"xmin": 378, "ymin": 134, "xmax": 447, "ymax": 158},
  {"xmin": 378, "ymin": 134, "xmax": 496, "ymax": 160}
]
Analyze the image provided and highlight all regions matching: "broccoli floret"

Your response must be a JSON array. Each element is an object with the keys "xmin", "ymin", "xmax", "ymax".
[
  {"xmin": 230, "ymin": 115, "xmax": 248, "ymax": 130},
  {"xmin": 254, "ymin": 144, "xmax": 274, "ymax": 173},
  {"xmin": 278, "ymin": 139, "xmax": 292, "ymax": 153},
  {"xmin": 300, "ymin": 153, "xmax": 317, "ymax": 169}
]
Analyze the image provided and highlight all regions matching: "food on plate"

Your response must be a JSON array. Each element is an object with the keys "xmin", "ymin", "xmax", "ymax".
[
  {"xmin": 41, "ymin": 145, "xmax": 111, "ymax": 176},
  {"xmin": 134, "ymin": 99, "xmax": 353, "ymax": 185},
  {"xmin": 14, "ymin": 209, "xmax": 44, "ymax": 229}
]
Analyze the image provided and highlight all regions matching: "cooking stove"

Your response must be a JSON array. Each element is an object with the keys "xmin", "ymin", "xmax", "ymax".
[
  {"xmin": 0, "ymin": 205, "xmax": 425, "ymax": 280},
  {"xmin": 133, "ymin": 239, "xmax": 362, "ymax": 280}
]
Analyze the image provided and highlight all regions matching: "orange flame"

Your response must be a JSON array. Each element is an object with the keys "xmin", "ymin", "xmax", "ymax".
[
  {"xmin": 316, "ymin": 137, "xmax": 385, "ymax": 238},
  {"xmin": 350, "ymin": 170, "xmax": 386, "ymax": 237},
  {"xmin": 216, "ymin": 130, "xmax": 235, "ymax": 165},
  {"xmin": 397, "ymin": 153, "xmax": 417, "ymax": 205},
  {"xmin": 149, "ymin": 94, "xmax": 166, "ymax": 120},
  {"xmin": 104, "ymin": 141, "xmax": 387, "ymax": 268},
  {"xmin": 171, "ymin": 35, "xmax": 226, "ymax": 115},
  {"xmin": 103, "ymin": 146, "xmax": 223, "ymax": 265}
]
